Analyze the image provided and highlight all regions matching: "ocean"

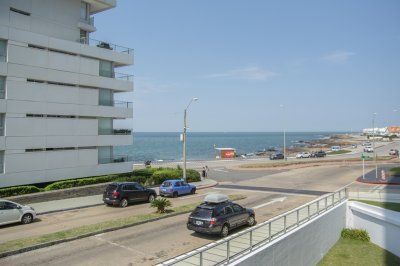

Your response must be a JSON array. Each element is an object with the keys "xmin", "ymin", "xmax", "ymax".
[{"xmin": 114, "ymin": 132, "xmax": 345, "ymax": 163}]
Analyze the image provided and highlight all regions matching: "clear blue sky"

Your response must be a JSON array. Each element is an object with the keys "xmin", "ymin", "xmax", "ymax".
[{"xmin": 92, "ymin": 0, "xmax": 400, "ymax": 132}]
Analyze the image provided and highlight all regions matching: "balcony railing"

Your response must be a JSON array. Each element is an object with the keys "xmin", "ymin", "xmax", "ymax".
[
  {"xmin": 98, "ymin": 128, "xmax": 132, "ymax": 135},
  {"xmin": 78, "ymin": 37, "xmax": 133, "ymax": 55},
  {"xmin": 99, "ymin": 70, "xmax": 133, "ymax": 82},
  {"xmin": 80, "ymin": 16, "xmax": 94, "ymax": 26},
  {"xmin": 98, "ymin": 155, "xmax": 133, "ymax": 164},
  {"xmin": 99, "ymin": 100, "xmax": 133, "ymax": 109}
]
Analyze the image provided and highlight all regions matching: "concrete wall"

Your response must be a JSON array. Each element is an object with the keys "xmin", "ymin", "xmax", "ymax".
[
  {"xmin": 347, "ymin": 201, "xmax": 400, "ymax": 257},
  {"xmin": 232, "ymin": 202, "xmax": 347, "ymax": 266}
]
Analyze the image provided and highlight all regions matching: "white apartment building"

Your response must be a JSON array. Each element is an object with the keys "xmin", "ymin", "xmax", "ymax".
[{"xmin": 0, "ymin": 0, "xmax": 134, "ymax": 188}]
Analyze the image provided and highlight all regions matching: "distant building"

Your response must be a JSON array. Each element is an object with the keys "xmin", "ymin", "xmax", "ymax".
[
  {"xmin": 0, "ymin": 0, "xmax": 134, "ymax": 188},
  {"xmin": 362, "ymin": 126, "xmax": 400, "ymax": 136}
]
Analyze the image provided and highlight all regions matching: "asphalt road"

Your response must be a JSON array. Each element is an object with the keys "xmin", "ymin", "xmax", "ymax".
[{"xmin": 0, "ymin": 160, "xmax": 382, "ymax": 266}]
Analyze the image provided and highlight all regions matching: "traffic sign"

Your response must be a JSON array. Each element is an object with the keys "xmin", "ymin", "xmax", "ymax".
[{"xmin": 361, "ymin": 155, "xmax": 369, "ymax": 159}]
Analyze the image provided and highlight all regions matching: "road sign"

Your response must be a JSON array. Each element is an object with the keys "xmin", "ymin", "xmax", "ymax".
[{"xmin": 361, "ymin": 155, "xmax": 369, "ymax": 159}]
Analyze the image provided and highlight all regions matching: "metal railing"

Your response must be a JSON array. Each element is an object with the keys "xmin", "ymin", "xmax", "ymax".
[
  {"xmin": 347, "ymin": 187, "xmax": 400, "ymax": 203},
  {"xmin": 99, "ymin": 100, "xmax": 133, "ymax": 109},
  {"xmin": 78, "ymin": 37, "xmax": 134, "ymax": 55},
  {"xmin": 80, "ymin": 17, "xmax": 94, "ymax": 26},
  {"xmin": 99, "ymin": 70, "xmax": 134, "ymax": 82},
  {"xmin": 98, "ymin": 128, "xmax": 132, "ymax": 135},
  {"xmin": 160, "ymin": 187, "xmax": 348, "ymax": 266},
  {"xmin": 98, "ymin": 155, "xmax": 133, "ymax": 164}
]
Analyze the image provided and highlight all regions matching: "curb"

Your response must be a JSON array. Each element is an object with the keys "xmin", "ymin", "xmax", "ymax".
[{"xmin": 0, "ymin": 180, "xmax": 219, "ymax": 258}]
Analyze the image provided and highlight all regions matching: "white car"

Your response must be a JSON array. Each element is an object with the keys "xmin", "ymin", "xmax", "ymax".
[
  {"xmin": 363, "ymin": 146, "xmax": 373, "ymax": 153},
  {"xmin": 296, "ymin": 152, "xmax": 311, "ymax": 158},
  {"xmin": 0, "ymin": 199, "xmax": 37, "ymax": 226}
]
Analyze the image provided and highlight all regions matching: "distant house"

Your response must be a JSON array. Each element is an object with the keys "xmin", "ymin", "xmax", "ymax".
[
  {"xmin": 362, "ymin": 127, "xmax": 388, "ymax": 136},
  {"xmin": 387, "ymin": 126, "xmax": 400, "ymax": 136}
]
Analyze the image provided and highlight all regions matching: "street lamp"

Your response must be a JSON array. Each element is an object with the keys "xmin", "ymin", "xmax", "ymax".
[
  {"xmin": 280, "ymin": 104, "xmax": 286, "ymax": 161},
  {"xmin": 372, "ymin": 112, "xmax": 377, "ymax": 179},
  {"xmin": 183, "ymin": 97, "xmax": 198, "ymax": 182}
]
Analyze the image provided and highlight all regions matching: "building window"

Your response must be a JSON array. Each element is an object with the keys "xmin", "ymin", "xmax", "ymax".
[
  {"xmin": 99, "ymin": 89, "xmax": 114, "ymax": 106},
  {"xmin": 98, "ymin": 146, "xmax": 113, "ymax": 164},
  {"xmin": 99, "ymin": 60, "xmax": 114, "ymax": 78},
  {"xmin": 0, "ymin": 76, "xmax": 5, "ymax": 99},
  {"xmin": 98, "ymin": 118, "xmax": 113, "ymax": 135},
  {"xmin": 80, "ymin": 29, "xmax": 88, "ymax": 44},
  {"xmin": 0, "ymin": 114, "xmax": 4, "ymax": 136},
  {"xmin": 0, "ymin": 151, "xmax": 3, "ymax": 174},
  {"xmin": 80, "ymin": 2, "xmax": 89, "ymax": 21},
  {"xmin": 0, "ymin": 39, "xmax": 6, "ymax": 62}
]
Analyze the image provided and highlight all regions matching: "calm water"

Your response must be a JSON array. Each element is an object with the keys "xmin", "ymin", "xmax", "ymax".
[{"xmin": 114, "ymin": 132, "xmax": 345, "ymax": 162}]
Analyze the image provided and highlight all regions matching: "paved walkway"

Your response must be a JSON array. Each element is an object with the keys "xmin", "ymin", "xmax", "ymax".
[{"xmin": 30, "ymin": 178, "xmax": 218, "ymax": 214}]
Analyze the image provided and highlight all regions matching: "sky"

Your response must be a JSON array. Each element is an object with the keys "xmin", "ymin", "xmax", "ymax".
[{"xmin": 92, "ymin": 0, "xmax": 400, "ymax": 132}]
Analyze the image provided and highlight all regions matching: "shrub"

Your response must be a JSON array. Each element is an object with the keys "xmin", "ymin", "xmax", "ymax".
[
  {"xmin": 150, "ymin": 198, "xmax": 172, "ymax": 213},
  {"xmin": 341, "ymin": 228, "xmax": 370, "ymax": 242},
  {"xmin": 44, "ymin": 175, "xmax": 118, "ymax": 191},
  {"xmin": 0, "ymin": 186, "xmax": 42, "ymax": 197},
  {"xmin": 150, "ymin": 169, "xmax": 182, "ymax": 185}
]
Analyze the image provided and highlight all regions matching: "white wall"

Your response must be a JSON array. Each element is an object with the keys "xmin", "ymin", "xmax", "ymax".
[{"xmin": 347, "ymin": 201, "xmax": 400, "ymax": 257}]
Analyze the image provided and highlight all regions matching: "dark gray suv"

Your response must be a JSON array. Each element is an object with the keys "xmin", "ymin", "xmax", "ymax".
[
  {"xmin": 187, "ymin": 194, "xmax": 255, "ymax": 237},
  {"xmin": 103, "ymin": 182, "xmax": 156, "ymax": 207}
]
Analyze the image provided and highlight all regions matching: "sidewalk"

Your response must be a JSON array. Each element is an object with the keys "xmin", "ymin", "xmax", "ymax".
[{"xmin": 30, "ymin": 178, "xmax": 218, "ymax": 215}]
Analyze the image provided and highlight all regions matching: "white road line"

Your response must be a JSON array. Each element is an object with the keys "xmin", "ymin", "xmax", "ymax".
[
  {"xmin": 94, "ymin": 235, "xmax": 146, "ymax": 255},
  {"xmin": 179, "ymin": 191, "xmax": 222, "ymax": 200},
  {"xmin": 214, "ymin": 187, "xmax": 316, "ymax": 197},
  {"xmin": 213, "ymin": 168, "xmax": 229, "ymax": 173},
  {"xmin": 253, "ymin": 197, "xmax": 287, "ymax": 209}
]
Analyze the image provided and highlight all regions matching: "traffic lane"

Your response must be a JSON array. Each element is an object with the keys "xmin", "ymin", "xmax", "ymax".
[
  {"xmin": 230, "ymin": 164, "xmax": 366, "ymax": 192},
  {"xmin": 0, "ymin": 188, "xmax": 223, "ymax": 244},
  {"xmin": 0, "ymin": 191, "xmax": 314, "ymax": 266}
]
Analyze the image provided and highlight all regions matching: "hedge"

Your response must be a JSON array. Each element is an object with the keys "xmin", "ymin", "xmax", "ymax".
[
  {"xmin": 0, "ymin": 186, "xmax": 43, "ymax": 198},
  {"xmin": 341, "ymin": 228, "xmax": 370, "ymax": 242},
  {"xmin": 0, "ymin": 167, "xmax": 201, "ymax": 197}
]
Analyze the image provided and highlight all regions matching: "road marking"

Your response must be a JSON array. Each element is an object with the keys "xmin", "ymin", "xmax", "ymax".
[
  {"xmin": 253, "ymin": 197, "xmax": 287, "ymax": 209},
  {"xmin": 179, "ymin": 191, "xmax": 222, "ymax": 200},
  {"xmin": 215, "ymin": 187, "xmax": 317, "ymax": 198},
  {"xmin": 94, "ymin": 235, "xmax": 147, "ymax": 255},
  {"xmin": 213, "ymin": 168, "xmax": 229, "ymax": 173}
]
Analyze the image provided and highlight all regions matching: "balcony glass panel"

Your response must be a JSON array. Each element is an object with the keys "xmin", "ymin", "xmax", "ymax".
[
  {"xmin": 98, "ymin": 118, "xmax": 113, "ymax": 135},
  {"xmin": 0, "ymin": 114, "xmax": 5, "ymax": 136},
  {"xmin": 99, "ymin": 89, "xmax": 113, "ymax": 106},
  {"xmin": 99, "ymin": 60, "xmax": 114, "ymax": 78},
  {"xmin": 0, "ymin": 39, "xmax": 6, "ymax": 62},
  {"xmin": 0, "ymin": 76, "xmax": 5, "ymax": 99},
  {"xmin": 98, "ymin": 155, "xmax": 132, "ymax": 164}
]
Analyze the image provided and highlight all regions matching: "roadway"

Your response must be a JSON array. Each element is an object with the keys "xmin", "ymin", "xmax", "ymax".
[{"xmin": 1, "ymin": 159, "xmax": 389, "ymax": 265}]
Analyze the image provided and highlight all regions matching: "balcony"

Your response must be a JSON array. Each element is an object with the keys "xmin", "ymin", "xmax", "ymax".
[
  {"xmin": 78, "ymin": 17, "xmax": 96, "ymax": 32},
  {"xmin": 98, "ymin": 128, "xmax": 132, "ymax": 135},
  {"xmin": 99, "ymin": 100, "xmax": 133, "ymax": 109},
  {"xmin": 98, "ymin": 154, "xmax": 132, "ymax": 164},
  {"xmin": 79, "ymin": 38, "xmax": 133, "ymax": 55},
  {"xmin": 99, "ymin": 70, "xmax": 134, "ymax": 82}
]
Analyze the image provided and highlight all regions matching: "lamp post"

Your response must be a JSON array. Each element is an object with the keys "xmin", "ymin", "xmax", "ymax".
[
  {"xmin": 372, "ymin": 112, "xmax": 377, "ymax": 179},
  {"xmin": 280, "ymin": 104, "xmax": 286, "ymax": 161},
  {"xmin": 183, "ymin": 98, "xmax": 198, "ymax": 182}
]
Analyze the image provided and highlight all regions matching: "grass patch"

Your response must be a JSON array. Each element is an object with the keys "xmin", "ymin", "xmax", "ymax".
[
  {"xmin": 0, "ymin": 194, "xmax": 247, "ymax": 254},
  {"xmin": 318, "ymin": 238, "xmax": 400, "ymax": 266},
  {"xmin": 389, "ymin": 167, "xmax": 400, "ymax": 177},
  {"xmin": 328, "ymin": 149, "xmax": 351, "ymax": 155},
  {"xmin": 355, "ymin": 200, "xmax": 400, "ymax": 212}
]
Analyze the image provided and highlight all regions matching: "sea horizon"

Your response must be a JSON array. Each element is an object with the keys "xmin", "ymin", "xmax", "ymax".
[{"xmin": 115, "ymin": 131, "xmax": 354, "ymax": 163}]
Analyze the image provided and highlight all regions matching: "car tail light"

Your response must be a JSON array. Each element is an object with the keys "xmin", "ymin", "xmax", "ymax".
[
  {"xmin": 209, "ymin": 218, "xmax": 217, "ymax": 225},
  {"xmin": 169, "ymin": 188, "xmax": 173, "ymax": 192},
  {"xmin": 111, "ymin": 191, "xmax": 120, "ymax": 198}
]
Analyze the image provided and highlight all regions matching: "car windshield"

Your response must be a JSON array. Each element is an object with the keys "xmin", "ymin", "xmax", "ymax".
[
  {"xmin": 162, "ymin": 181, "xmax": 172, "ymax": 187},
  {"xmin": 192, "ymin": 207, "xmax": 213, "ymax": 218}
]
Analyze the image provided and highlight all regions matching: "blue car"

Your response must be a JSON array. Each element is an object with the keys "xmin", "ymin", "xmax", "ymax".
[{"xmin": 159, "ymin": 179, "xmax": 196, "ymax": 197}]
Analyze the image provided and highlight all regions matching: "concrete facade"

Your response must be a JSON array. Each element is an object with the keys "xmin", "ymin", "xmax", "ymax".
[
  {"xmin": 0, "ymin": 0, "xmax": 133, "ymax": 187},
  {"xmin": 347, "ymin": 201, "xmax": 400, "ymax": 257},
  {"xmin": 232, "ymin": 202, "xmax": 347, "ymax": 266}
]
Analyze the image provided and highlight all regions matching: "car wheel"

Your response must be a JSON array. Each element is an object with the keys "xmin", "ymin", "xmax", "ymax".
[
  {"xmin": 120, "ymin": 198, "xmax": 128, "ymax": 208},
  {"xmin": 247, "ymin": 215, "xmax": 256, "ymax": 226},
  {"xmin": 221, "ymin": 224, "xmax": 229, "ymax": 238},
  {"xmin": 21, "ymin": 214, "xmax": 33, "ymax": 224},
  {"xmin": 190, "ymin": 188, "xmax": 196, "ymax": 194},
  {"xmin": 148, "ymin": 194, "xmax": 155, "ymax": 202},
  {"xmin": 173, "ymin": 192, "xmax": 178, "ymax": 198}
]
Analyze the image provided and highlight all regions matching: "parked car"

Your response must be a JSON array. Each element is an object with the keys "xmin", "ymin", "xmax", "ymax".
[
  {"xmin": 159, "ymin": 179, "xmax": 196, "ymax": 197},
  {"xmin": 311, "ymin": 151, "xmax": 327, "ymax": 158},
  {"xmin": 187, "ymin": 194, "xmax": 256, "ymax": 237},
  {"xmin": 103, "ymin": 182, "xmax": 157, "ymax": 207},
  {"xmin": 0, "ymin": 199, "xmax": 37, "ymax": 226},
  {"xmin": 389, "ymin": 149, "xmax": 399, "ymax": 156},
  {"xmin": 364, "ymin": 146, "xmax": 373, "ymax": 153},
  {"xmin": 296, "ymin": 152, "xmax": 311, "ymax": 158},
  {"xmin": 331, "ymin": 146, "xmax": 341, "ymax": 152},
  {"xmin": 270, "ymin": 153, "xmax": 284, "ymax": 160}
]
